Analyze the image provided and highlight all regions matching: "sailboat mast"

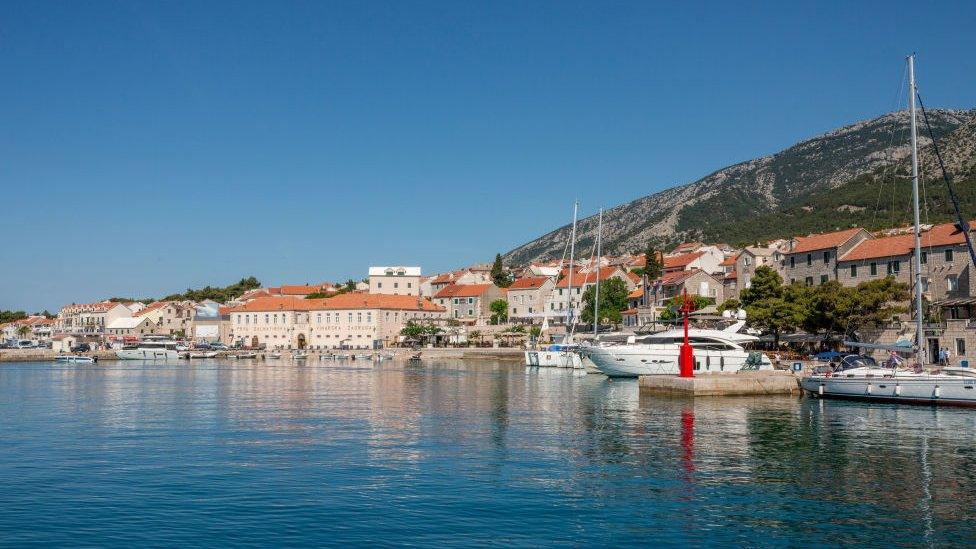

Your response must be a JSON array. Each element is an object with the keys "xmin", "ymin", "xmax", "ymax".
[
  {"xmin": 593, "ymin": 208, "xmax": 603, "ymax": 336},
  {"xmin": 909, "ymin": 54, "xmax": 924, "ymax": 366},
  {"xmin": 566, "ymin": 202, "xmax": 578, "ymax": 337}
]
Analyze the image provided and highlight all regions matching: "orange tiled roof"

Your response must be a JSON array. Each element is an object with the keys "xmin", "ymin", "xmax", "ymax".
[
  {"xmin": 434, "ymin": 284, "xmax": 495, "ymax": 299},
  {"xmin": 280, "ymin": 284, "xmax": 332, "ymax": 296},
  {"xmin": 554, "ymin": 269, "xmax": 623, "ymax": 288},
  {"xmin": 664, "ymin": 251, "xmax": 704, "ymax": 269},
  {"xmin": 840, "ymin": 234, "xmax": 914, "ymax": 261},
  {"xmin": 657, "ymin": 269, "xmax": 702, "ymax": 286},
  {"xmin": 840, "ymin": 221, "xmax": 976, "ymax": 261},
  {"xmin": 920, "ymin": 221, "xmax": 976, "ymax": 248},
  {"xmin": 672, "ymin": 241, "xmax": 703, "ymax": 254},
  {"xmin": 790, "ymin": 228, "xmax": 864, "ymax": 254},
  {"xmin": 318, "ymin": 293, "xmax": 445, "ymax": 312},
  {"xmin": 622, "ymin": 308, "xmax": 638, "ymax": 316},
  {"xmin": 719, "ymin": 254, "xmax": 738, "ymax": 267},
  {"xmin": 724, "ymin": 270, "xmax": 738, "ymax": 280},
  {"xmin": 133, "ymin": 300, "xmax": 174, "ymax": 317},
  {"xmin": 628, "ymin": 287, "xmax": 644, "ymax": 299},
  {"xmin": 60, "ymin": 301, "xmax": 121, "ymax": 314},
  {"xmin": 508, "ymin": 276, "xmax": 551, "ymax": 290}
]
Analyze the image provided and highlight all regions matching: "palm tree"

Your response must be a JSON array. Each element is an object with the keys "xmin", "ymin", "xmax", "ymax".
[
  {"xmin": 16, "ymin": 325, "xmax": 31, "ymax": 340},
  {"xmin": 469, "ymin": 330, "xmax": 482, "ymax": 347}
]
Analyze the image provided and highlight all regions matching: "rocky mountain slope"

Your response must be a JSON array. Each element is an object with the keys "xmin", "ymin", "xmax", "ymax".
[{"xmin": 504, "ymin": 109, "xmax": 976, "ymax": 264}]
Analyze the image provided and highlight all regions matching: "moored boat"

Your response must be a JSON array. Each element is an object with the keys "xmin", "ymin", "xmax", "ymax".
[
  {"xmin": 116, "ymin": 340, "xmax": 179, "ymax": 360},
  {"xmin": 801, "ymin": 56, "xmax": 976, "ymax": 408},
  {"xmin": 55, "ymin": 355, "xmax": 97, "ymax": 363},
  {"xmin": 584, "ymin": 329, "xmax": 771, "ymax": 378}
]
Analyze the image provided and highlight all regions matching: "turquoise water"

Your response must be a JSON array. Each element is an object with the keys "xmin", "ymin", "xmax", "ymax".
[{"xmin": 2, "ymin": 359, "xmax": 975, "ymax": 547}]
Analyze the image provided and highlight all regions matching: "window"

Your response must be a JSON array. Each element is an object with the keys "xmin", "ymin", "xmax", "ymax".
[
  {"xmin": 958, "ymin": 338, "xmax": 966, "ymax": 356},
  {"xmin": 820, "ymin": 275, "xmax": 828, "ymax": 285},
  {"xmin": 948, "ymin": 275, "xmax": 959, "ymax": 292},
  {"xmin": 467, "ymin": 309, "xmax": 473, "ymax": 316},
  {"xmin": 870, "ymin": 262, "xmax": 878, "ymax": 276},
  {"xmin": 946, "ymin": 249, "xmax": 954, "ymax": 262},
  {"xmin": 887, "ymin": 261, "xmax": 900, "ymax": 275},
  {"xmin": 789, "ymin": 257, "xmax": 795, "ymax": 268},
  {"xmin": 823, "ymin": 251, "xmax": 830, "ymax": 264},
  {"xmin": 920, "ymin": 251, "xmax": 927, "ymax": 264},
  {"xmin": 806, "ymin": 254, "xmax": 812, "ymax": 267},
  {"xmin": 407, "ymin": 283, "xmax": 412, "ymax": 288},
  {"xmin": 850, "ymin": 264, "xmax": 857, "ymax": 277},
  {"xmin": 394, "ymin": 282, "xmax": 399, "ymax": 288},
  {"xmin": 468, "ymin": 298, "xmax": 474, "ymax": 304},
  {"xmin": 377, "ymin": 282, "xmax": 382, "ymax": 288},
  {"xmin": 513, "ymin": 308, "xmax": 518, "ymax": 315},
  {"xmin": 805, "ymin": 277, "xmax": 814, "ymax": 286}
]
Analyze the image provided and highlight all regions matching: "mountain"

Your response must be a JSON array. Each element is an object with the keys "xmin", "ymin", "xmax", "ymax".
[{"xmin": 504, "ymin": 109, "xmax": 976, "ymax": 264}]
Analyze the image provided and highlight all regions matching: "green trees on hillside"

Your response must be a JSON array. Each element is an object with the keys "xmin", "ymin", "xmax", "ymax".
[{"xmin": 162, "ymin": 276, "xmax": 262, "ymax": 303}]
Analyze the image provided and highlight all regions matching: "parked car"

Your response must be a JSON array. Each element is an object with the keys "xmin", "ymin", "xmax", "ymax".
[
  {"xmin": 194, "ymin": 343, "xmax": 213, "ymax": 351},
  {"xmin": 209, "ymin": 342, "xmax": 228, "ymax": 351},
  {"xmin": 70, "ymin": 343, "xmax": 92, "ymax": 353},
  {"xmin": 16, "ymin": 340, "xmax": 38, "ymax": 349}
]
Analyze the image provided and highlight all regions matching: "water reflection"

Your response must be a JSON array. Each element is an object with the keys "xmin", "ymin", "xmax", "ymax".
[{"xmin": 1, "ymin": 359, "xmax": 976, "ymax": 546}]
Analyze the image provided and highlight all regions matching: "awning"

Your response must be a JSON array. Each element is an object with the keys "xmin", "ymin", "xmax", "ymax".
[{"xmin": 932, "ymin": 298, "xmax": 976, "ymax": 306}]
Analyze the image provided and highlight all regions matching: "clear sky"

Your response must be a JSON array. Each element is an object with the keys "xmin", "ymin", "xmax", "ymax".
[{"xmin": 3, "ymin": 1, "xmax": 975, "ymax": 312}]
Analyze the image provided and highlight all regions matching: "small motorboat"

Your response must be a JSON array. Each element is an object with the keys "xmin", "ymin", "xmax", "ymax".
[
  {"xmin": 189, "ymin": 351, "xmax": 218, "ymax": 359},
  {"xmin": 408, "ymin": 352, "xmax": 422, "ymax": 363},
  {"xmin": 293, "ymin": 351, "xmax": 308, "ymax": 360},
  {"xmin": 55, "ymin": 355, "xmax": 96, "ymax": 363},
  {"xmin": 237, "ymin": 352, "xmax": 258, "ymax": 359},
  {"xmin": 354, "ymin": 353, "xmax": 372, "ymax": 360},
  {"xmin": 267, "ymin": 352, "xmax": 282, "ymax": 359}
]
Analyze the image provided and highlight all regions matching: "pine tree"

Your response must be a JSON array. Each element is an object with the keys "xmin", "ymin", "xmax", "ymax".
[
  {"xmin": 491, "ymin": 253, "xmax": 511, "ymax": 287},
  {"xmin": 644, "ymin": 243, "xmax": 663, "ymax": 280}
]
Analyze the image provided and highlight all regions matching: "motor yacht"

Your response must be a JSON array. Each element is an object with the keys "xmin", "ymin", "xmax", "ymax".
[
  {"xmin": 583, "ymin": 329, "xmax": 772, "ymax": 378},
  {"xmin": 116, "ymin": 339, "xmax": 179, "ymax": 360}
]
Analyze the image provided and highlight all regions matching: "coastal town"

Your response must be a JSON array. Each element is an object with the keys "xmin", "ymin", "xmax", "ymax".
[{"xmin": 4, "ymin": 218, "xmax": 975, "ymax": 366}]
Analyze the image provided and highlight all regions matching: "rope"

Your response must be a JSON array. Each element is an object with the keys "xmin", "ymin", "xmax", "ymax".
[{"xmin": 916, "ymin": 92, "xmax": 976, "ymax": 267}]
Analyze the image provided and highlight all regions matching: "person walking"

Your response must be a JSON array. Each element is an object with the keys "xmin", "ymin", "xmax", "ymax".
[
  {"xmin": 945, "ymin": 346, "xmax": 953, "ymax": 366},
  {"xmin": 938, "ymin": 347, "xmax": 947, "ymax": 366}
]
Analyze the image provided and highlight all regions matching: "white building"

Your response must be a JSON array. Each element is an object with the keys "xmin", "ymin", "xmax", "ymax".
[
  {"xmin": 227, "ymin": 293, "xmax": 446, "ymax": 350},
  {"xmin": 368, "ymin": 266, "xmax": 422, "ymax": 296}
]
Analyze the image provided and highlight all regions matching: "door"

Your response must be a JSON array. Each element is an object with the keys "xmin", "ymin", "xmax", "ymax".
[
  {"xmin": 297, "ymin": 334, "xmax": 306, "ymax": 349},
  {"xmin": 928, "ymin": 338, "xmax": 940, "ymax": 364}
]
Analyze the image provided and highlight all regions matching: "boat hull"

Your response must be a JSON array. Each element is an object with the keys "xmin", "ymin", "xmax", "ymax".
[
  {"xmin": 801, "ymin": 375, "xmax": 976, "ymax": 407},
  {"xmin": 116, "ymin": 349, "xmax": 179, "ymax": 360},
  {"xmin": 585, "ymin": 346, "xmax": 766, "ymax": 378},
  {"xmin": 525, "ymin": 350, "xmax": 583, "ymax": 369}
]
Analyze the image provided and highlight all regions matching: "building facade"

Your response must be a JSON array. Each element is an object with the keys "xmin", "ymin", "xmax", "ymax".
[
  {"xmin": 227, "ymin": 294, "xmax": 446, "ymax": 350},
  {"xmin": 368, "ymin": 266, "xmax": 422, "ymax": 296}
]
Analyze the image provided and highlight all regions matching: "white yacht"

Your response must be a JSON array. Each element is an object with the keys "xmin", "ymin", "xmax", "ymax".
[
  {"xmin": 801, "ymin": 55, "xmax": 976, "ymax": 408},
  {"xmin": 583, "ymin": 329, "xmax": 772, "ymax": 378},
  {"xmin": 525, "ymin": 343, "xmax": 584, "ymax": 369},
  {"xmin": 116, "ymin": 340, "xmax": 180, "ymax": 360}
]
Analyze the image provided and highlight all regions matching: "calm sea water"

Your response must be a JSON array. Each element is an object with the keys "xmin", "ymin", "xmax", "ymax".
[{"xmin": 2, "ymin": 359, "xmax": 975, "ymax": 547}]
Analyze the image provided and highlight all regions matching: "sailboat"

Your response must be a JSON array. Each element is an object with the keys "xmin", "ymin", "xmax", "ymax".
[
  {"xmin": 800, "ymin": 55, "xmax": 976, "ymax": 407},
  {"xmin": 525, "ymin": 202, "xmax": 584, "ymax": 369}
]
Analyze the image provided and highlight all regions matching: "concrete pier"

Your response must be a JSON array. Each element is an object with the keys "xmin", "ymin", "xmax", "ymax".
[{"xmin": 639, "ymin": 371, "xmax": 801, "ymax": 397}]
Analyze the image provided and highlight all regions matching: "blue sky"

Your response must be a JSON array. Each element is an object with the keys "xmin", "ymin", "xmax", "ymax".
[{"xmin": 3, "ymin": 1, "xmax": 975, "ymax": 312}]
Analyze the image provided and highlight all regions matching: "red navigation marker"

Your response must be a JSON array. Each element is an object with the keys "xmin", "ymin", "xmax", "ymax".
[{"xmin": 679, "ymin": 288, "xmax": 695, "ymax": 378}]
